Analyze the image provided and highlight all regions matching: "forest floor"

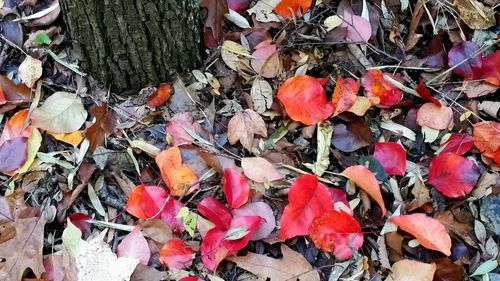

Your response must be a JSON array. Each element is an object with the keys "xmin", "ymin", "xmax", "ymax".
[{"xmin": 0, "ymin": 0, "xmax": 499, "ymax": 281}]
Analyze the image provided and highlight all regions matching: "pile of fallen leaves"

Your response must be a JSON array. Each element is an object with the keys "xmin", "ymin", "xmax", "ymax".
[{"xmin": 0, "ymin": 0, "xmax": 499, "ymax": 280}]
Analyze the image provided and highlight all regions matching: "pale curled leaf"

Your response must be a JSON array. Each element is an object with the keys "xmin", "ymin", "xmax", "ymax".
[
  {"xmin": 251, "ymin": 78, "xmax": 273, "ymax": 114},
  {"xmin": 18, "ymin": 55, "xmax": 42, "ymax": 88}
]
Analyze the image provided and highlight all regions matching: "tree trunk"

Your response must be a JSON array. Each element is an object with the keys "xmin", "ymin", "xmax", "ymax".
[{"xmin": 60, "ymin": 0, "xmax": 201, "ymax": 93}]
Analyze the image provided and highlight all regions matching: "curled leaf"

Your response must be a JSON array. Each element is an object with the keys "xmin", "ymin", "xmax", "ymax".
[
  {"xmin": 361, "ymin": 70, "xmax": 403, "ymax": 108},
  {"xmin": 341, "ymin": 165, "xmax": 387, "ymax": 215},
  {"xmin": 155, "ymin": 147, "xmax": 199, "ymax": 196}
]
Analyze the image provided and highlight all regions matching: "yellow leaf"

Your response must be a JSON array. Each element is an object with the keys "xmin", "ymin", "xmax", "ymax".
[{"xmin": 49, "ymin": 131, "xmax": 84, "ymax": 148}]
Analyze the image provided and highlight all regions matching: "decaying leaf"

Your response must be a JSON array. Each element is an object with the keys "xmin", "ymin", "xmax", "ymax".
[
  {"xmin": 385, "ymin": 259, "xmax": 437, "ymax": 281},
  {"xmin": 454, "ymin": 0, "xmax": 495, "ymax": 30},
  {"xmin": 227, "ymin": 109, "xmax": 267, "ymax": 150}
]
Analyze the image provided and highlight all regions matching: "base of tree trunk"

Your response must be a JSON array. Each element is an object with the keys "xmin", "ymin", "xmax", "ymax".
[{"xmin": 60, "ymin": 0, "xmax": 201, "ymax": 93}]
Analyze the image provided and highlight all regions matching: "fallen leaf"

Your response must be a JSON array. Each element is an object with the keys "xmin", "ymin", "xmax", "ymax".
[
  {"xmin": 201, "ymin": 216, "xmax": 261, "ymax": 271},
  {"xmin": 86, "ymin": 103, "xmax": 118, "ymax": 152},
  {"xmin": 247, "ymin": 0, "xmax": 281, "ymax": 23},
  {"xmin": 373, "ymin": 142, "xmax": 406, "ymax": 176},
  {"xmin": 251, "ymin": 78, "xmax": 273, "ymax": 113},
  {"xmin": 448, "ymin": 41, "xmax": 482, "ymax": 80},
  {"xmin": 200, "ymin": 0, "xmax": 229, "ymax": 48},
  {"xmin": 67, "ymin": 213, "xmax": 92, "ymax": 233},
  {"xmin": 389, "ymin": 213, "xmax": 452, "ymax": 256},
  {"xmin": 241, "ymin": 157, "xmax": 282, "ymax": 183},
  {"xmin": 341, "ymin": 9, "xmax": 372, "ymax": 42},
  {"xmin": 0, "ymin": 192, "xmax": 46, "ymax": 281},
  {"xmin": 439, "ymin": 133, "xmax": 474, "ymax": 155},
  {"xmin": 416, "ymin": 79, "xmax": 440, "ymax": 107},
  {"xmin": 0, "ymin": 109, "xmax": 31, "ymax": 147},
  {"xmin": 117, "ymin": 227, "xmax": 150, "ymax": 265},
  {"xmin": 480, "ymin": 50, "xmax": 500, "ymax": 86},
  {"xmin": 0, "ymin": 137, "xmax": 28, "ymax": 173},
  {"xmin": 473, "ymin": 121, "xmax": 500, "ymax": 164},
  {"xmin": 223, "ymin": 168, "xmax": 250, "ymax": 209},
  {"xmin": 18, "ymin": 55, "xmax": 42, "ymax": 88},
  {"xmin": 416, "ymin": 102, "xmax": 453, "ymax": 130},
  {"xmin": 279, "ymin": 174, "xmax": 334, "ymax": 240},
  {"xmin": 405, "ymin": 0, "xmax": 425, "ymax": 50},
  {"xmin": 232, "ymin": 202, "xmax": 276, "ymax": 240},
  {"xmin": 323, "ymin": 15, "xmax": 342, "ymax": 32},
  {"xmin": 147, "ymin": 83, "xmax": 172, "ymax": 107},
  {"xmin": 332, "ymin": 77, "xmax": 358, "ymax": 116},
  {"xmin": 251, "ymin": 40, "xmax": 281, "ymax": 78},
  {"xmin": 361, "ymin": 70, "xmax": 403, "ymax": 108},
  {"xmin": 454, "ymin": 0, "xmax": 495, "ymax": 30},
  {"xmin": 159, "ymin": 238, "xmax": 194, "ymax": 269},
  {"xmin": 331, "ymin": 122, "xmax": 371, "ymax": 153},
  {"xmin": 125, "ymin": 184, "xmax": 185, "ymax": 232},
  {"xmin": 227, "ymin": 244, "xmax": 320, "ymax": 281},
  {"xmin": 347, "ymin": 96, "xmax": 380, "ymax": 116},
  {"xmin": 227, "ymin": 109, "xmax": 267, "ymax": 150},
  {"xmin": 427, "ymin": 152, "xmax": 480, "ymax": 198},
  {"xmin": 433, "ymin": 258, "xmax": 464, "ymax": 281},
  {"xmin": 310, "ymin": 210, "xmax": 364, "ymax": 261},
  {"xmin": 49, "ymin": 131, "xmax": 84, "ymax": 148},
  {"xmin": 166, "ymin": 112, "xmax": 206, "ymax": 146},
  {"xmin": 385, "ymin": 259, "xmax": 436, "ymax": 281},
  {"xmin": 156, "ymin": 146, "xmax": 200, "ymax": 196},
  {"xmin": 276, "ymin": 75, "xmax": 334, "ymax": 125},
  {"xmin": 342, "ymin": 165, "xmax": 387, "ymax": 215},
  {"xmin": 228, "ymin": 0, "xmax": 251, "ymax": 13},
  {"xmin": 197, "ymin": 196, "xmax": 233, "ymax": 230},
  {"xmin": 274, "ymin": 0, "xmax": 312, "ymax": 18},
  {"xmin": 31, "ymin": 91, "xmax": 88, "ymax": 134},
  {"xmin": 0, "ymin": 75, "xmax": 32, "ymax": 105}
]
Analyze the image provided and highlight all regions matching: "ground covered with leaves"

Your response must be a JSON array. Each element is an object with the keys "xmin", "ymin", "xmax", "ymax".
[{"xmin": 0, "ymin": 0, "xmax": 499, "ymax": 280}]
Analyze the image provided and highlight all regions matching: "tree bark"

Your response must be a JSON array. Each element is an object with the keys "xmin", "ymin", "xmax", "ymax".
[{"xmin": 60, "ymin": 0, "xmax": 201, "ymax": 93}]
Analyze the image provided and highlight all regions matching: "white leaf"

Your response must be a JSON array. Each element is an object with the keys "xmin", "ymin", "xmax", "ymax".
[
  {"xmin": 225, "ymin": 9, "xmax": 251, "ymax": 29},
  {"xmin": 251, "ymin": 78, "xmax": 273, "ymax": 113},
  {"xmin": 18, "ymin": 55, "xmax": 42, "ymax": 88}
]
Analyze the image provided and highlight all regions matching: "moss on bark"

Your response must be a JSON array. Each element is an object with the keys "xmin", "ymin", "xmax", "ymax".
[{"xmin": 60, "ymin": 0, "xmax": 201, "ymax": 93}]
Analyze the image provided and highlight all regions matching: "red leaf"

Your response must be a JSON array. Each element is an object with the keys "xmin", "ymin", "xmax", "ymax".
[
  {"xmin": 439, "ymin": 133, "xmax": 474, "ymax": 155},
  {"xmin": 0, "ymin": 85, "xmax": 5, "ymax": 105},
  {"xmin": 125, "ymin": 185, "xmax": 185, "ymax": 232},
  {"xmin": 147, "ymin": 83, "xmax": 172, "ymax": 107},
  {"xmin": 361, "ymin": 70, "xmax": 403, "ymax": 107},
  {"xmin": 448, "ymin": 41, "xmax": 482, "ymax": 80},
  {"xmin": 373, "ymin": 142, "xmax": 407, "ymax": 176},
  {"xmin": 159, "ymin": 238, "xmax": 194, "ymax": 269},
  {"xmin": 197, "ymin": 196, "xmax": 232, "ymax": 230},
  {"xmin": 389, "ymin": 213, "xmax": 452, "ymax": 256},
  {"xmin": 117, "ymin": 227, "xmax": 151, "ymax": 265},
  {"xmin": 0, "ymin": 75, "xmax": 33, "ymax": 105},
  {"xmin": 416, "ymin": 79, "xmax": 440, "ymax": 107},
  {"xmin": 473, "ymin": 121, "xmax": 500, "ymax": 164},
  {"xmin": 341, "ymin": 165, "xmax": 387, "ymax": 215},
  {"xmin": 201, "ymin": 216, "xmax": 261, "ymax": 271},
  {"xmin": 66, "ymin": 213, "xmax": 92, "ymax": 233},
  {"xmin": 274, "ymin": 0, "xmax": 312, "ymax": 18},
  {"xmin": 222, "ymin": 168, "xmax": 250, "ymax": 209},
  {"xmin": 0, "ymin": 136, "xmax": 28, "ymax": 173},
  {"xmin": 310, "ymin": 210, "xmax": 363, "ymax": 261},
  {"xmin": 332, "ymin": 77, "xmax": 358, "ymax": 116},
  {"xmin": 279, "ymin": 175, "xmax": 334, "ymax": 240},
  {"xmin": 427, "ymin": 153, "xmax": 480, "ymax": 198},
  {"xmin": 480, "ymin": 50, "xmax": 500, "ymax": 86},
  {"xmin": 276, "ymin": 75, "xmax": 334, "ymax": 125}
]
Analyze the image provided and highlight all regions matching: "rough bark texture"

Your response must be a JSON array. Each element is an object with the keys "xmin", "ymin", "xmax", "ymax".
[{"xmin": 60, "ymin": 0, "xmax": 201, "ymax": 93}]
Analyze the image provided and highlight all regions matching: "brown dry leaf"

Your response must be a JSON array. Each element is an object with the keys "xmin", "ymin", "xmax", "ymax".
[
  {"xmin": 0, "ymin": 192, "xmax": 46, "ymax": 281},
  {"xmin": 408, "ymin": 175, "xmax": 431, "ymax": 211},
  {"xmin": 385, "ymin": 259, "xmax": 436, "ymax": 281},
  {"xmin": 405, "ymin": 0, "xmax": 425, "ymax": 51},
  {"xmin": 86, "ymin": 103, "xmax": 118, "ymax": 152},
  {"xmin": 434, "ymin": 211, "xmax": 478, "ymax": 248},
  {"xmin": 227, "ymin": 109, "xmax": 267, "ymax": 150},
  {"xmin": 200, "ymin": 0, "xmax": 229, "ymax": 48},
  {"xmin": 227, "ymin": 244, "xmax": 320, "ymax": 281},
  {"xmin": 454, "ymin": 0, "xmax": 495, "ymax": 30}
]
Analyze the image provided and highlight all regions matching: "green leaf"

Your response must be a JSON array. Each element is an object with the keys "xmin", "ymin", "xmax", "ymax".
[
  {"xmin": 62, "ymin": 219, "xmax": 83, "ymax": 257},
  {"xmin": 470, "ymin": 260, "xmax": 498, "ymax": 277},
  {"xmin": 176, "ymin": 207, "xmax": 197, "ymax": 237},
  {"xmin": 35, "ymin": 32, "xmax": 52, "ymax": 45}
]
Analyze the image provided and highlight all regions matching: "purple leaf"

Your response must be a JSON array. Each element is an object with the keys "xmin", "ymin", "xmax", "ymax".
[{"xmin": 0, "ymin": 136, "xmax": 28, "ymax": 173}]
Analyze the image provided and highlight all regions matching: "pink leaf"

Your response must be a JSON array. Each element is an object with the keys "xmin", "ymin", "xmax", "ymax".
[
  {"xmin": 416, "ymin": 102, "xmax": 453, "ymax": 130},
  {"xmin": 439, "ymin": 133, "xmax": 474, "ymax": 155},
  {"xmin": 116, "ymin": 227, "xmax": 151, "ymax": 265},
  {"xmin": 0, "ymin": 136, "xmax": 28, "ymax": 173},
  {"xmin": 232, "ymin": 201, "xmax": 276, "ymax": 240},
  {"xmin": 341, "ymin": 10, "xmax": 372, "ymax": 43}
]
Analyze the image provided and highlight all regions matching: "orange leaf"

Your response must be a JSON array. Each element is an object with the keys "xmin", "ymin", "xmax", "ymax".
[
  {"xmin": 48, "ymin": 131, "xmax": 83, "ymax": 148},
  {"xmin": 274, "ymin": 0, "xmax": 312, "ymax": 19},
  {"xmin": 0, "ymin": 109, "xmax": 31, "ymax": 147},
  {"xmin": 156, "ymin": 146, "xmax": 199, "ymax": 196},
  {"xmin": 473, "ymin": 121, "xmax": 500, "ymax": 164},
  {"xmin": 361, "ymin": 70, "xmax": 403, "ymax": 108},
  {"xmin": 147, "ymin": 83, "xmax": 172, "ymax": 108},
  {"xmin": 389, "ymin": 213, "xmax": 452, "ymax": 256},
  {"xmin": 332, "ymin": 77, "xmax": 358, "ymax": 116},
  {"xmin": 276, "ymin": 75, "xmax": 334, "ymax": 125},
  {"xmin": 159, "ymin": 238, "xmax": 194, "ymax": 269},
  {"xmin": 341, "ymin": 165, "xmax": 387, "ymax": 216}
]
